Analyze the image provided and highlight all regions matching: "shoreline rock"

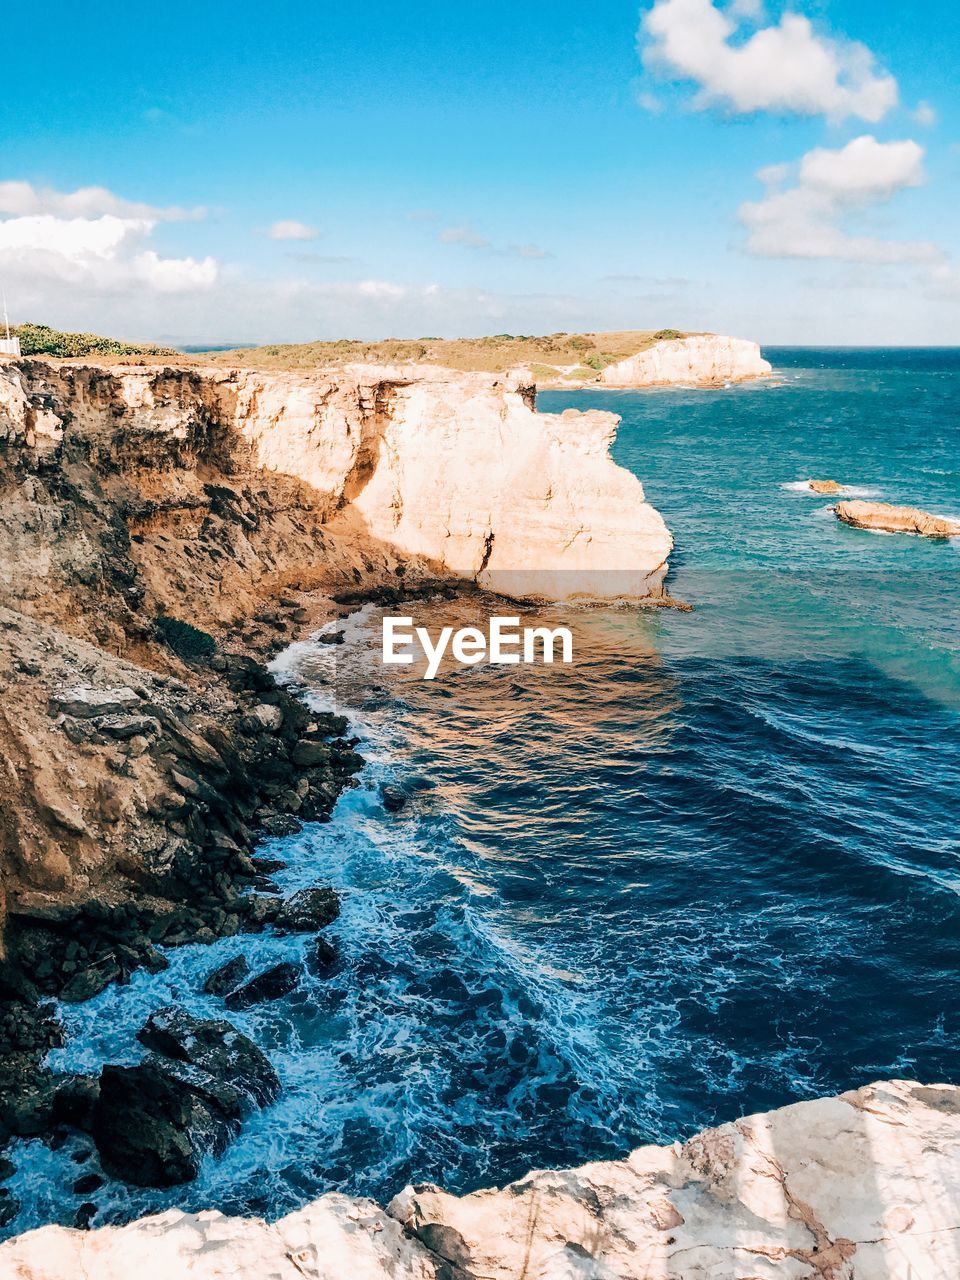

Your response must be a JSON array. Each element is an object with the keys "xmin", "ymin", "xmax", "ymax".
[
  {"xmin": 91, "ymin": 1008, "xmax": 280, "ymax": 1187},
  {"xmin": 835, "ymin": 499, "xmax": 960, "ymax": 538}
]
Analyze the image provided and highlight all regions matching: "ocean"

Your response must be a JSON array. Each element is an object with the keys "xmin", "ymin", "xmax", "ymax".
[{"xmin": 6, "ymin": 346, "xmax": 960, "ymax": 1235}]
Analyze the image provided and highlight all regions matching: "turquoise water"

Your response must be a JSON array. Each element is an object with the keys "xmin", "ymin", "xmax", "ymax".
[{"xmin": 6, "ymin": 347, "xmax": 960, "ymax": 1235}]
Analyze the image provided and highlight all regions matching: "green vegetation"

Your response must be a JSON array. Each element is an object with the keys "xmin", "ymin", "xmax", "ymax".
[
  {"xmin": 653, "ymin": 328, "xmax": 684, "ymax": 341},
  {"xmin": 155, "ymin": 614, "xmax": 217, "ymax": 661},
  {"xmin": 13, "ymin": 322, "xmax": 174, "ymax": 359}
]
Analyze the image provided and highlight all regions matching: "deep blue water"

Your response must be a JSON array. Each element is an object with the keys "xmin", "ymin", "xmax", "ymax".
[{"xmin": 6, "ymin": 347, "xmax": 960, "ymax": 1235}]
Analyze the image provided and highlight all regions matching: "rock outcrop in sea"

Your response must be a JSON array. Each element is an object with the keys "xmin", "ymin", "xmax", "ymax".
[
  {"xmin": 599, "ymin": 334, "xmax": 771, "ymax": 388},
  {"xmin": 3, "ymin": 1078, "xmax": 957, "ymax": 1278},
  {"xmin": 835, "ymin": 499, "xmax": 960, "ymax": 538}
]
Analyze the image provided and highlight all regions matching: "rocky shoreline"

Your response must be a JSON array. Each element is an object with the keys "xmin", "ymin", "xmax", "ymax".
[
  {"xmin": 0, "ymin": 353, "xmax": 676, "ymax": 1236},
  {"xmin": 0, "ymin": 603, "xmax": 368, "ymax": 1222}
]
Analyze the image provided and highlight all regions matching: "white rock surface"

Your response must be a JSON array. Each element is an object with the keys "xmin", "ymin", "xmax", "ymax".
[
  {"xmin": 5, "ymin": 1080, "xmax": 960, "ymax": 1279},
  {"xmin": 0, "ymin": 361, "xmax": 673, "ymax": 602},
  {"xmin": 600, "ymin": 334, "xmax": 771, "ymax": 388}
]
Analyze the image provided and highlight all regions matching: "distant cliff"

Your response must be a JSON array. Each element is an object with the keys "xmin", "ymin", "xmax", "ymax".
[{"xmin": 599, "ymin": 333, "xmax": 771, "ymax": 388}]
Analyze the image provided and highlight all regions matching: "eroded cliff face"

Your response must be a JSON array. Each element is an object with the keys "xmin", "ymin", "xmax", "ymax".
[
  {"xmin": 0, "ymin": 357, "xmax": 670, "ymax": 957},
  {"xmin": 599, "ymin": 334, "xmax": 771, "ymax": 388},
  {"xmin": 3, "ymin": 1078, "xmax": 956, "ymax": 1279}
]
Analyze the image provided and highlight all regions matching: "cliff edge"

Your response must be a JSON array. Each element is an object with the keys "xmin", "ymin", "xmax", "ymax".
[{"xmin": 2, "ymin": 1078, "xmax": 956, "ymax": 1278}]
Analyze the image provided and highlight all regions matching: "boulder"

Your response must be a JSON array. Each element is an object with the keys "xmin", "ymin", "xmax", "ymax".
[
  {"xmin": 53, "ymin": 1074, "xmax": 100, "ymax": 1132},
  {"xmin": 291, "ymin": 739, "xmax": 330, "ymax": 768},
  {"xmin": 135, "ymin": 1008, "xmax": 279, "ymax": 1105},
  {"xmin": 224, "ymin": 962, "xmax": 302, "ymax": 1011},
  {"xmin": 52, "ymin": 687, "xmax": 141, "ymax": 719},
  {"xmin": 308, "ymin": 936, "xmax": 338, "ymax": 973},
  {"xmin": 835, "ymin": 499, "xmax": 960, "ymax": 538},
  {"xmin": 203, "ymin": 955, "xmax": 251, "ymax": 997},
  {"xmin": 240, "ymin": 704, "xmax": 283, "ymax": 734},
  {"xmin": 0, "ymin": 1188, "xmax": 19, "ymax": 1229},
  {"xmin": 808, "ymin": 478, "xmax": 843, "ymax": 494},
  {"xmin": 273, "ymin": 886, "xmax": 340, "ymax": 934},
  {"xmin": 92, "ymin": 1009, "xmax": 279, "ymax": 1187},
  {"xmin": 381, "ymin": 784, "xmax": 409, "ymax": 813},
  {"xmin": 93, "ymin": 714, "xmax": 161, "ymax": 740},
  {"xmin": 59, "ymin": 955, "xmax": 122, "ymax": 1004}
]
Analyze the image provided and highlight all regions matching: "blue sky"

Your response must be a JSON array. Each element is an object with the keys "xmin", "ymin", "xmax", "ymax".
[{"xmin": 1, "ymin": 0, "xmax": 958, "ymax": 344}]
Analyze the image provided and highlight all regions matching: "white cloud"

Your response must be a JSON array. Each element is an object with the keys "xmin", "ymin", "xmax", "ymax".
[
  {"xmin": 726, "ymin": 0, "xmax": 764, "ymax": 19},
  {"xmin": 0, "ymin": 180, "xmax": 202, "ymax": 221},
  {"xmin": 0, "ymin": 181, "xmax": 218, "ymax": 297},
  {"xmin": 438, "ymin": 225, "xmax": 551, "ymax": 258},
  {"xmin": 641, "ymin": 0, "xmax": 897, "ymax": 121},
  {"xmin": 739, "ymin": 136, "xmax": 940, "ymax": 264},
  {"xmin": 439, "ymin": 224, "xmax": 492, "ymax": 249},
  {"xmin": 357, "ymin": 279, "xmax": 406, "ymax": 299},
  {"xmin": 267, "ymin": 219, "xmax": 319, "ymax": 241},
  {"xmin": 503, "ymin": 243, "xmax": 553, "ymax": 260},
  {"xmin": 913, "ymin": 101, "xmax": 937, "ymax": 127}
]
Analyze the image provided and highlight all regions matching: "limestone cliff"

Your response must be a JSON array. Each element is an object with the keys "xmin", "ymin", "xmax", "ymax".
[
  {"xmin": 599, "ymin": 333, "xmax": 771, "ymax": 388},
  {"xmin": 3, "ymin": 1078, "xmax": 957, "ymax": 1278},
  {"xmin": 0, "ymin": 357, "xmax": 670, "ymax": 961}
]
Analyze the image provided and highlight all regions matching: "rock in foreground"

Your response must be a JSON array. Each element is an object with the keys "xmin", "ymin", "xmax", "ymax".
[
  {"xmin": 7, "ymin": 1079, "xmax": 960, "ymax": 1277},
  {"xmin": 836, "ymin": 499, "xmax": 960, "ymax": 538}
]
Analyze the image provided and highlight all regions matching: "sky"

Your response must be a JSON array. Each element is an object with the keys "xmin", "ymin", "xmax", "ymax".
[{"xmin": 1, "ymin": 0, "xmax": 958, "ymax": 346}]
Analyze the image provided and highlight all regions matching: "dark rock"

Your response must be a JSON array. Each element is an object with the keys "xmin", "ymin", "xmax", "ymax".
[
  {"xmin": 203, "ymin": 955, "xmax": 251, "ymax": 997},
  {"xmin": 314, "ymin": 712, "xmax": 349, "ymax": 737},
  {"xmin": 53, "ymin": 687, "xmax": 140, "ymax": 719},
  {"xmin": 136, "ymin": 1009, "xmax": 279, "ymax": 1105},
  {"xmin": 251, "ymin": 856, "xmax": 287, "ymax": 875},
  {"xmin": 239, "ymin": 895, "xmax": 283, "ymax": 928},
  {"xmin": 0, "ymin": 1157, "xmax": 14, "ymax": 1182},
  {"xmin": 0, "ymin": 1188, "xmax": 19, "ymax": 1229},
  {"xmin": 309, "ymin": 936, "xmax": 338, "ymax": 972},
  {"xmin": 224, "ymin": 962, "xmax": 302, "ymax": 1011},
  {"xmin": 60, "ymin": 955, "xmax": 122, "ymax": 1004},
  {"xmin": 93, "ymin": 1009, "xmax": 279, "ymax": 1187},
  {"xmin": 94, "ymin": 714, "xmax": 161, "ymax": 740},
  {"xmin": 53, "ymin": 1074, "xmax": 100, "ymax": 1132},
  {"xmin": 291, "ymin": 739, "xmax": 329, "ymax": 768},
  {"xmin": 381, "ymin": 784, "xmax": 409, "ymax": 813},
  {"xmin": 259, "ymin": 813, "xmax": 301, "ymax": 837},
  {"xmin": 318, "ymin": 630, "xmax": 345, "ymax": 646},
  {"xmin": 73, "ymin": 1202, "xmax": 97, "ymax": 1230},
  {"xmin": 72, "ymin": 1172, "xmax": 104, "ymax": 1195},
  {"xmin": 0, "ymin": 1063, "xmax": 58, "ymax": 1137},
  {"xmin": 274, "ymin": 886, "xmax": 340, "ymax": 934}
]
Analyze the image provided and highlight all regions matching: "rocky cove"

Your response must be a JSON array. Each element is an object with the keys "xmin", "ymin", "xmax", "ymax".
[{"xmin": 0, "ymin": 352, "xmax": 677, "ymax": 1232}]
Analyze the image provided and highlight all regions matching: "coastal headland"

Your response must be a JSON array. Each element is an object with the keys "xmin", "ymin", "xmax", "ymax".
[
  {"xmin": 0, "ymin": 336, "xmax": 688, "ymax": 1207},
  {"xmin": 16, "ymin": 331, "xmax": 948, "ymax": 1274}
]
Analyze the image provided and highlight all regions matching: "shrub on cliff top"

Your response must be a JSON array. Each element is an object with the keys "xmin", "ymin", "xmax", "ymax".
[
  {"xmin": 155, "ymin": 614, "xmax": 217, "ymax": 661},
  {"xmin": 653, "ymin": 329, "xmax": 683, "ymax": 341},
  {"xmin": 14, "ymin": 322, "xmax": 175, "ymax": 358}
]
